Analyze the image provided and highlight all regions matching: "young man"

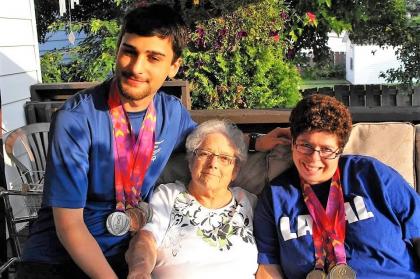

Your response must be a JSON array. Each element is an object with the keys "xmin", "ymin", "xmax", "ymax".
[{"xmin": 18, "ymin": 4, "xmax": 287, "ymax": 279}]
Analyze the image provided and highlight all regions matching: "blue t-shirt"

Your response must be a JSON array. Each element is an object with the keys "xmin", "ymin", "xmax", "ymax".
[
  {"xmin": 254, "ymin": 155, "xmax": 420, "ymax": 279},
  {"xmin": 22, "ymin": 79, "xmax": 196, "ymax": 263}
]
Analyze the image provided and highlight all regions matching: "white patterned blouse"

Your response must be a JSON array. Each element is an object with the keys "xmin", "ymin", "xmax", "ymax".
[{"xmin": 143, "ymin": 181, "xmax": 258, "ymax": 279}]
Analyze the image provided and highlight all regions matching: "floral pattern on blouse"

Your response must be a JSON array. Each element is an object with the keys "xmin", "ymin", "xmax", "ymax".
[{"xmin": 165, "ymin": 191, "xmax": 254, "ymax": 254}]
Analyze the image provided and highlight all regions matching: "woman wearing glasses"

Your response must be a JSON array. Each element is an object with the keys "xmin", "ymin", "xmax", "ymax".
[
  {"xmin": 255, "ymin": 94, "xmax": 420, "ymax": 279},
  {"xmin": 126, "ymin": 119, "xmax": 258, "ymax": 279}
]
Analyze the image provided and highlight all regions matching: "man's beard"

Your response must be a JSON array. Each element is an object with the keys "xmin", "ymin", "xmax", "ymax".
[{"xmin": 117, "ymin": 75, "xmax": 151, "ymax": 101}]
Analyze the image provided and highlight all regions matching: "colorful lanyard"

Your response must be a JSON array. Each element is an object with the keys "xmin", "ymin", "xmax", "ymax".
[
  {"xmin": 108, "ymin": 79, "xmax": 156, "ymax": 211},
  {"xmin": 301, "ymin": 169, "xmax": 347, "ymax": 271}
]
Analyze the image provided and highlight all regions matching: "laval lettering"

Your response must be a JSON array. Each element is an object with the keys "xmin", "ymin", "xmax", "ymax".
[{"xmin": 280, "ymin": 195, "xmax": 374, "ymax": 241}]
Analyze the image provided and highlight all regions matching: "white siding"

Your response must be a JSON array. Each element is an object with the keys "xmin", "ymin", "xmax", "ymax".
[
  {"xmin": 353, "ymin": 45, "xmax": 401, "ymax": 84},
  {"xmin": 345, "ymin": 41, "xmax": 401, "ymax": 85},
  {"xmin": 0, "ymin": 0, "xmax": 32, "ymax": 19},
  {"xmin": 327, "ymin": 32, "xmax": 346, "ymax": 53},
  {"xmin": 0, "ymin": 18, "xmax": 36, "ymax": 46},
  {"xmin": 345, "ymin": 40, "xmax": 355, "ymax": 83},
  {"xmin": 1, "ymin": 0, "xmax": 41, "ymax": 184}
]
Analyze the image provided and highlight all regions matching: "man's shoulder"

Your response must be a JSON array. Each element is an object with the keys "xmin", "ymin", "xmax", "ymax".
[
  {"xmin": 155, "ymin": 90, "xmax": 185, "ymax": 109},
  {"xmin": 60, "ymin": 79, "xmax": 111, "ymax": 113}
]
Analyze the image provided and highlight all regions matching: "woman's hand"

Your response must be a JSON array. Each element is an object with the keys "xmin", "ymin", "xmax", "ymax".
[
  {"xmin": 126, "ymin": 230, "xmax": 157, "ymax": 279},
  {"xmin": 256, "ymin": 264, "xmax": 285, "ymax": 279},
  {"xmin": 127, "ymin": 270, "xmax": 152, "ymax": 279}
]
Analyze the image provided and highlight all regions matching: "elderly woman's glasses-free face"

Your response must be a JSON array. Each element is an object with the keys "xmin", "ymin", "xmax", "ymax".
[
  {"xmin": 294, "ymin": 143, "xmax": 342, "ymax": 160},
  {"xmin": 193, "ymin": 149, "xmax": 237, "ymax": 166}
]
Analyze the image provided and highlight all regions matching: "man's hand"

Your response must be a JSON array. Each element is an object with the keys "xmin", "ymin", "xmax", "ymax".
[
  {"xmin": 255, "ymin": 127, "xmax": 291, "ymax": 152},
  {"xmin": 53, "ymin": 208, "xmax": 118, "ymax": 279}
]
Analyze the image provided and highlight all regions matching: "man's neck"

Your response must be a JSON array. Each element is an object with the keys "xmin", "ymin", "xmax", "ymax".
[{"xmin": 120, "ymin": 94, "xmax": 154, "ymax": 112}]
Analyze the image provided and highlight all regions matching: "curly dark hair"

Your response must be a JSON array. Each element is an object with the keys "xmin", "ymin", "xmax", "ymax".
[{"xmin": 289, "ymin": 94, "xmax": 352, "ymax": 148}]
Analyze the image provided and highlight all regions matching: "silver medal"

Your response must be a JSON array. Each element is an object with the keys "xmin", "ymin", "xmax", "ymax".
[
  {"xmin": 106, "ymin": 211, "xmax": 130, "ymax": 236},
  {"xmin": 137, "ymin": 201, "xmax": 153, "ymax": 223},
  {"xmin": 327, "ymin": 264, "xmax": 356, "ymax": 279},
  {"xmin": 306, "ymin": 269, "xmax": 327, "ymax": 279}
]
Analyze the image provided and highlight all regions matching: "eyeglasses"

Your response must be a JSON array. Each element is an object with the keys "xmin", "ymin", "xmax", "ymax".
[
  {"xmin": 193, "ymin": 149, "xmax": 236, "ymax": 166},
  {"xmin": 294, "ymin": 143, "xmax": 341, "ymax": 159}
]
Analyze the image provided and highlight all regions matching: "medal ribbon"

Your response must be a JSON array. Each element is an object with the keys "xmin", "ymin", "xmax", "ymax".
[
  {"xmin": 300, "ymin": 168, "xmax": 347, "ymax": 271},
  {"xmin": 108, "ymin": 79, "xmax": 156, "ymax": 211}
]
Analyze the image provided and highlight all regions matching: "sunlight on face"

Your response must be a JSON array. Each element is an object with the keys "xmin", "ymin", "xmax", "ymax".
[
  {"xmin": 189, "ymin": 133, "xmax": 238, "ymax": 192},
  {"xmin": 292, "ymin": 131, "xmax": 340, "ymax": 185}
]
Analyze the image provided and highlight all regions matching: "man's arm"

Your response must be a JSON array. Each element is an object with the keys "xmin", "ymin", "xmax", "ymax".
[
  {"xmin": 256, "ymin": 264, "xmax": 285, "ymax": 279},
  {"xmin": 53, "ymin": 208, "xmax": 117, "ymax": 279},
  {"xmin": 244, "ymin": 127, "xmax": 291, "ymax": 152},
  {"xmin": 126, "ymin": 230, "xmax": 157, "ymax": 279}
]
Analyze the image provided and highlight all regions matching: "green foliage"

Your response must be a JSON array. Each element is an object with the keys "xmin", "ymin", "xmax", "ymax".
[
  {"xmin": 40, "ymin": 18, "xmax": 120, "ymax": 82},
  {"xmin": 380, "ymin": 17, "xmax": 420, "ymax": 86},
  {"xmin": 294, "ymin": 52, "xmax": 345, "ymax": 80},
  {"xmin": 36, "ymin": 0, "xmax": 418, "ymax": 102},
  {"xmin": 40, "ymin": 51, "xmax": 69, "ymax": 83},
  {"xmin": 182, "ymin": 0, "xmax": 302, "ymax": 109},
  {"xmin": 67, "ymin": 19, "xmax": 120, "ymax": 81},
  {"xmin": 348, "ymin": 0, "xmax": 408, "ymax": 46},
  {"xmin": 34, "ymin": 0, "xmax": 121, "ymax": 43},
  {"xmin": 183, "ymin": 44, "xmax": 301, "ymax": 109}
]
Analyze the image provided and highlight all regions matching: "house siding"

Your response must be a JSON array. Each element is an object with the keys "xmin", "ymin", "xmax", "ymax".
[
  {"xmin": 346, "ymin": 41, "xmax": 401, "ymax": 85},
  {"xmin": 0, "ymin": 0, "xmax": 42, "ymax": 183}
]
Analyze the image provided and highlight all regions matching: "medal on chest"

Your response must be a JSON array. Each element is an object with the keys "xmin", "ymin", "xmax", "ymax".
[
  {"xmin": 106, "ymin": 78, "xmax": 155, "ymax": 236},
  {"xmin": 301, "ymin": 169, "xmax": 357, "ymax": 279}
]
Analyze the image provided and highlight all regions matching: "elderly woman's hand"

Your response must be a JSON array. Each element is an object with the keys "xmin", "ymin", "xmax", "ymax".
[
  {"xmin": 255, "ymin": 127, "xmax": 291, "ymax": 152},
  {"xmin": 126, "ymin": 230, "xmax": 157, "ymax": 279}
]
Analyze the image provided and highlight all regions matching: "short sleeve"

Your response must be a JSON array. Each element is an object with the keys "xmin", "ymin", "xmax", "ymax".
[
  {"xmin": 142, "ymin": 182, "xmax": 184, "ymax": 246},
  {"xmin": 378, "ymin": 162, "xmax": 420, "ymax": 241},
  {"xmin": 43, "ymin": 110, "xmax": 91, "ymax": 208},
  {"xmin": 254, "ymin": 187, "xmax": 281, "ymax": 264}
]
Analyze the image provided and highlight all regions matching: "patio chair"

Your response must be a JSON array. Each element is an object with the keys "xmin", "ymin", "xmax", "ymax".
[
  {"xmin": 4, "ymin": 122, "xmax": 50, "ymax": 185},
  {"xmin": 0, "ymin": 187, "xmax": 42, "ymax": 274}
]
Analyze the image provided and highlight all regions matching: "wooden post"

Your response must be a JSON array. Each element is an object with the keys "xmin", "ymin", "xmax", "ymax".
[
  {"xmin": 334, "ymin": 85, "xmax": 350, "ymax": 106},
  {"xmin": 366, "ymin": 85, "xmax": 381, "ymax": 107}
]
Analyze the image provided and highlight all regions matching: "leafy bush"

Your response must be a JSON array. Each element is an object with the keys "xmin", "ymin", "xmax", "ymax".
[
  {"xmin": 294, "ymin": 51, "xmax": 345, "ymax": 80},
  {"xmin": 180, "ymin": 0, "xmax": 302, "ymax": 108},
  {"xmin": 40, "ymin": 52, "xmax": 68, "ymax": 83},
  {"xmin": 183, "ymin": 44, "xmax": 301, "ymax": 109}
]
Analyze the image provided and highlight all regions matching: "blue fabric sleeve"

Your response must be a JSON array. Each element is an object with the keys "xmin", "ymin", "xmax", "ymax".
[
  {"xmin": 254, "ymin": 187, "xmax": 281, "ymax": 264},
  {"xmin": 376, "ymin": 162, "xmax": 420, "ymax": 241},
  {"xmin": 43, "ymin": 109, "xmax": 91, "ymax": 208}
]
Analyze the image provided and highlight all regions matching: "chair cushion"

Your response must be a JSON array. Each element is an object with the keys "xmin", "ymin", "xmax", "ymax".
[
  {"xmin": 233, "ymin": 145, "xmax": 292, "ymax": 195},
  {"xmin": 343, "ymin": 122, "xmax": 416, "ymax": 188}
]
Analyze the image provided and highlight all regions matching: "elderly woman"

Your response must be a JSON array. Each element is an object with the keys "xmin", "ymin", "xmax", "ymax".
[
  {"xmin": 126, "ymin": 119, "xmax": 258, "ymax": 279},
  {"xmin": 254, "ymin": 94, "xmax": 420, "ymax": 279}
]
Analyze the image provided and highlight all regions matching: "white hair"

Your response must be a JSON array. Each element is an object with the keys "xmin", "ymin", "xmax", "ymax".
[{"xmin": 185, "ymin": 119, "xmax": 247, "ymax": 166}]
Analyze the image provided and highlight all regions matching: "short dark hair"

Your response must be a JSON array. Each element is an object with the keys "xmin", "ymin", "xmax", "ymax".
[
  {"xmin": 117, "ymin": 3, "xmax": 188, "ymax": 62},
  {"xmin": 289, "ymin": 94, "xmax": 352, "ymax": 148}
]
